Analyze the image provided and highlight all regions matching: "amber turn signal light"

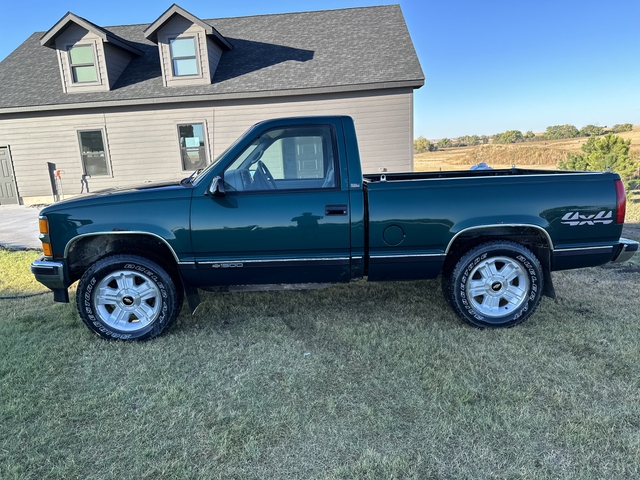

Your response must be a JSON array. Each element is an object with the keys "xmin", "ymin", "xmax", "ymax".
[
  {"xmin": 39, "ymin": 217, "xmax": 50, "ymax": 235},
  {"xmin": 39, "ymin": 216, "xmax": 52, "ymax": 256}
]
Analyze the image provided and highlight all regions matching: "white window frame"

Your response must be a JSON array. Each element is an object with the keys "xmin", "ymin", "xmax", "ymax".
[
  {"xmin": 169, "ymin": 36, "xmax": 200, "ymax": 78},
  {"xmin": 67, "ymin": 43, "xmax": 100, "ymax": 85}
]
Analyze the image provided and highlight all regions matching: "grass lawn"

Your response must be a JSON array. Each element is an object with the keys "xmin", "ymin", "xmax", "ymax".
[
  {"xmin": 2, "ymin": 124, "xmax": 638, "ymax": 478},
  {"xmin": 1, "ymin": 209, "xmax": 639, "ymax": 478}
]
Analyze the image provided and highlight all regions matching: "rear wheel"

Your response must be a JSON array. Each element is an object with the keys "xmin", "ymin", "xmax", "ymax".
[
  {"xmin": 76, "ymin": 254, "xmax": 181, "ymax": 340},
  {"xmin": 444, "ymin": 241, "xmax": 543, "ymax": 328}
]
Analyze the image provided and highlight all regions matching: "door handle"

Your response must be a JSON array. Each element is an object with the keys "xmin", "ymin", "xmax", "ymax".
[{"xmin": 325, "ymin": 204, "xmax": 347, "ymax": 216}]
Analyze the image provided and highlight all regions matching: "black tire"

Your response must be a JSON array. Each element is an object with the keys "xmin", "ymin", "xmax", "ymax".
[
  {"xmin": 444, "ymin": 241, "xmax": 544, "ymax": 328},
  {"xmin": 76, "ymin": 254, "xmax": 181, "ymax": 341}
]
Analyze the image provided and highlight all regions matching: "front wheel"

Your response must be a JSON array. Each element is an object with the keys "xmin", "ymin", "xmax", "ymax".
[
  {"xmin": 444, "ymin": 241, "xmax": 544, "ymax": 328},
  {"xmin": 76, "ymin": 254, "xmax": 181, "ymax": 340}
]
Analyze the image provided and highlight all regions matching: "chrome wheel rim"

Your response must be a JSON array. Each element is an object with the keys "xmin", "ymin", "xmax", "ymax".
[
  {"xmin": 94, "ymin": 270, "xmax": 161, "ymax": 332},
  {"xmin": 466, "ymin": 256, "xmax": 529, "ymax": 318}
]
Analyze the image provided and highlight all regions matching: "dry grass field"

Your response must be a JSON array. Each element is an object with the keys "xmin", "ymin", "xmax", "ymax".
[
  {"xmin": 415, "ymin": 126, "xmax": 640, "ymax": 172},
  {"xmin": 616, "ymin": 125, "xmax": 640, "ymax": 150}
]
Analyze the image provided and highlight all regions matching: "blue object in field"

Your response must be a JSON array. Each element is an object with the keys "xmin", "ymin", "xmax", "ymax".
[{"xmin": 470, "ymin": 162, "xmax": 493, "ymax": 170}]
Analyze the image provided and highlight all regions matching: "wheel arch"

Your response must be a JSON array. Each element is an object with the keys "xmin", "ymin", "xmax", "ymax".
[
  {"xmin": 443, "ymin": 224, "xmax": 556, "ymax": 298},
  {"xmin": 65, "ymin": 232, "xmax": 181, "ymax": 285}
]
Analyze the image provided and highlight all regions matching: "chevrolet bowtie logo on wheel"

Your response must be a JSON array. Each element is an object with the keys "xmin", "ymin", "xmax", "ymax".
[{"xmin": 561, "ymin": 211, "xmax": 613, "ymax": 226}]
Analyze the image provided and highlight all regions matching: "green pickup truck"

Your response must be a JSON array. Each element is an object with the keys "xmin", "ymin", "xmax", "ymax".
[{"xmin": 31, "ymin": 116, "xmax": 638, "ymax": 340}]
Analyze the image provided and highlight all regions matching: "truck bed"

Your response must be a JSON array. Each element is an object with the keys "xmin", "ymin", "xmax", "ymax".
[
  {"xmin": 363, "ymin": 168, "xmax": 584, "ymax": 183},
  {"xmin": 363, "ymin": 168, "xmax": 622, "ymax": 281}
]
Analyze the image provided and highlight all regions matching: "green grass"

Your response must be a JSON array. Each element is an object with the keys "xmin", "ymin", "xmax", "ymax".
[
  {"xmin": 1, "ymin": 241, "xmax": 639, "ymax": 478},
  {"xmin": 0, "ymin": 248, "xmax": 45, "ymax": 295}
]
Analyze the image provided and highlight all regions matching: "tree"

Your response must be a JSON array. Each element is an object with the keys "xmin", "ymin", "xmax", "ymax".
[
  {"xmin": 492, "ymin": 130, "xmax": 524, "ymax": 144},
  {"xmin": 579, "ymin": 125, "xmax": 604, "ymax": 137},
  {"xmin": 545, "ymin": 124, "xmax": 580, "ymax": 140},
  {"xmin": 437, "ymin": 138, "xmax": 451, "ymax": 148},
  {"xmin": 468, "ymin": 135, "xmax": 480, "ymax": 146},
  {"xmin": 414, "ymin": 136, "xmax": 431, "ymax": 153},
  {"xmin": 524, "ymin": 131, "xmax": 535, "ymax": 141},
  {"xmin": 558, "ymin": 133, "xmax": 638, "ymax": 181},
  {"xmin": 611, "ymin": 123, "xmax": 633, "ymax": 133}
]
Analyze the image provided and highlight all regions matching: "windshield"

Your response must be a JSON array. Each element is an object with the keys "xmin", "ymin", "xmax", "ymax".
[{"xmin": 189, "ymin": 124, "xmax": 258, "ymax": 186}]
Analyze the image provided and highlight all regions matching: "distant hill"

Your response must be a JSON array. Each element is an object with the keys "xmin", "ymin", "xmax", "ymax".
[
  {"xmin": 415, "ymin": 126, "xmax": 640, "ymax": 172},
  {"xmin": 616, "ymin": 125, "xmax": 640, "ymax": 150}
]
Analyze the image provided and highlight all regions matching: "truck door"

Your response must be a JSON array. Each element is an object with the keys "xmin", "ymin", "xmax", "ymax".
[{"xmin": 191, "ymin": 124, "xmax": 351, "ymax": 286}]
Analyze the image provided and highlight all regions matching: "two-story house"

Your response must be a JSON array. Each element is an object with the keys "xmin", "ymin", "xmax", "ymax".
[{"xmin": 0, "ymin": 4, "xmax": 424, "ymax": 205}]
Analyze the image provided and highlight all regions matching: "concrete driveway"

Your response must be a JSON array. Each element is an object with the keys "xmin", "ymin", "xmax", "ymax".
[{"xmin": 0, "ymin": 204, "xmax": 42, "ymax": 250}]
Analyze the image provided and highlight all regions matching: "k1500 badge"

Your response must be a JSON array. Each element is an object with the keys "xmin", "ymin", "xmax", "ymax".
[{"xmin": 561, "ymin": 211, "xmax": 613, "ymax": 226}]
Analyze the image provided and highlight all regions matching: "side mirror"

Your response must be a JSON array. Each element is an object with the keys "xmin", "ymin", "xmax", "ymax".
[{"xmin": 208, "ymin": 176, "xmax": 225, "ymax": 197}]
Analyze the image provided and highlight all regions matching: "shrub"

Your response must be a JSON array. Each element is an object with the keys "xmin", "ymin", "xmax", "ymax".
[
  {"xmin": 492, "ymin": 130, "xmax": 524, "ymax": 144},
  {"xmin": 414, "ymin": 136, "xmax": 431, "ymax": 153},
  {"xmin": 579, "ymin": 125, "xmax": 604, "ymax": 137},
  {"xmin": 558, "ymin": 133, "xmax": 639, "ymax": 182},
  {"xmin": 611, "ymin": 123, "xmax": 633, "ymax": 133},
  {"xmin": 437, "ymin": 138, "xmax": 451, "ymax": 148},
  {"xmin": 545, "ymin": 124, "xmax": 580, "ymax": 140}
]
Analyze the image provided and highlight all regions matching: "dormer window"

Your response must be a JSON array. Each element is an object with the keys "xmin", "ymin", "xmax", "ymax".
[
  {"xmin": 143, "ymin": 4, "xmax": 232, "ymax": 87},
  {"xmin": 40, "ymin": 12, "xmax": 142, "ymax": 93},
  {"xmin": 170, "ymin": 38, "xmax": 198, "ymax": 76},
  {"xmin": 68, "ymin": 45, "xmax": 98, "ymax": 83}
]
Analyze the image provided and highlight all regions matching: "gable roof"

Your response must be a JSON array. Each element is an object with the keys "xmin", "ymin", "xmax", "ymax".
[
  {"xmin": 0, "ymin": 5, "xmax": 424, "ymax": 114},
  {"xmin": 40, "ymin": 12, "xmax": 144, "ymax": 56},
  {"xmin": 143, "ymin": 4, "xmax": 232, "ymax": 51}
]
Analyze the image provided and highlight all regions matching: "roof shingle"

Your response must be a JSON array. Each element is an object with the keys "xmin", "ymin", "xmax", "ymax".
[{"xmin": 0, "ymin": 5, "xmax": 424, "ymax": 112}]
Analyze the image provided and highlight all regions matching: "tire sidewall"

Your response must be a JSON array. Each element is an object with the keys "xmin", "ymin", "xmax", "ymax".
[
  {"xmin": 451, "ymin": 242, "xmax": 543, "ymax": 328},
  {"xmin": 76, "ymin": 255, "xmax": 177, "ymax": 341}
]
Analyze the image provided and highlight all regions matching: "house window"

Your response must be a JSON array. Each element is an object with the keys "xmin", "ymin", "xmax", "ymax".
[
  {"xmin": 169, "ymin": 38, "xmax": 198, "ymax": 76},
  {"xmin": 78, "ymin": 130, "xmax": 109, "ymax": 176},
  {"xmin": 68, "ymin": 45, "xmax": 97, "ymax": 83},
  {"xmin": 178, "ymin": 123, "xmax": 207, "ymax": 170}
]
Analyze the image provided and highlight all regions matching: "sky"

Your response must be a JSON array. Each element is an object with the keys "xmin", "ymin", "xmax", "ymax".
[{"xmin": 1, "ymin": 0, "xmax": 639, "ymax": 140}]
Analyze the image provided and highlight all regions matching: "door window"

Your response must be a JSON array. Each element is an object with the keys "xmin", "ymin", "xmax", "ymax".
[{"xmin": 223, "ymin": 125, "xmax": 336, "ymax": 192}]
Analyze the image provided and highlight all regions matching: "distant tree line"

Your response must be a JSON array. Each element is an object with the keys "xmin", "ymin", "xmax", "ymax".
[
  {"xmin": 413, "ymin": 134, "xmax": 491, "ymax": 153},
  {"xmin": 414, "ymin": 123, "xmax": 634, "ymax": 152},
  {"xmin": 492, "ymin": 123, "xmax": 634, "ymax": 144}
]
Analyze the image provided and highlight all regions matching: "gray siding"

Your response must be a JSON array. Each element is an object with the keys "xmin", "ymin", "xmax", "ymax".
[
  {"xmin": 211, "ymin": 90, "xmax": 414, "ymax": 174},
  {"xmin": 206, "ymin": 38, "xmax": 223, "ymax": 81},
  {"xmin": 103, "ymin": 43, "xmax": 133, "ymax": 89},
  {"xmin": 0, "ymin": 88, "xmax": 413, "ymax": 203}
]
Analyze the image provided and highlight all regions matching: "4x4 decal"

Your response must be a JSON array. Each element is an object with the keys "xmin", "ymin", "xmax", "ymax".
[{"xmin": 561, "ymin": 211, "xmax": 613, "ymax": 226}]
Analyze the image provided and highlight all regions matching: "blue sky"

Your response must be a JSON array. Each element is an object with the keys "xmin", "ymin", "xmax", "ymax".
[{"xmin": 2, "ymin": 0, "xmax": 639, "ymax": 139}]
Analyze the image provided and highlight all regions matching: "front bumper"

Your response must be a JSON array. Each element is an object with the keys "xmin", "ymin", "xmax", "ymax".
[
  {"xmin": 612, "ymin": 238, "xmax": 639, "ymax": 263},
  {"xmin": 30, "ymin": 256, "xmax": 69, "ymax": 302}
]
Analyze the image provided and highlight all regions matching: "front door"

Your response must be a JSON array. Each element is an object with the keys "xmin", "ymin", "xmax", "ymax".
[
  {"xmin": 191, "ymin": 124, "xmax": 351, "ymax": 286},
  {"xmin": 0, "ymin": 147, "xmax": 19, "ymax": 205}
]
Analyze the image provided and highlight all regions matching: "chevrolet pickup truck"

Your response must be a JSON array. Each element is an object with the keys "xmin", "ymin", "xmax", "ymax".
[{"xmin": 31, "ymin": 116, "xmax": 638, "ymax": 340}]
